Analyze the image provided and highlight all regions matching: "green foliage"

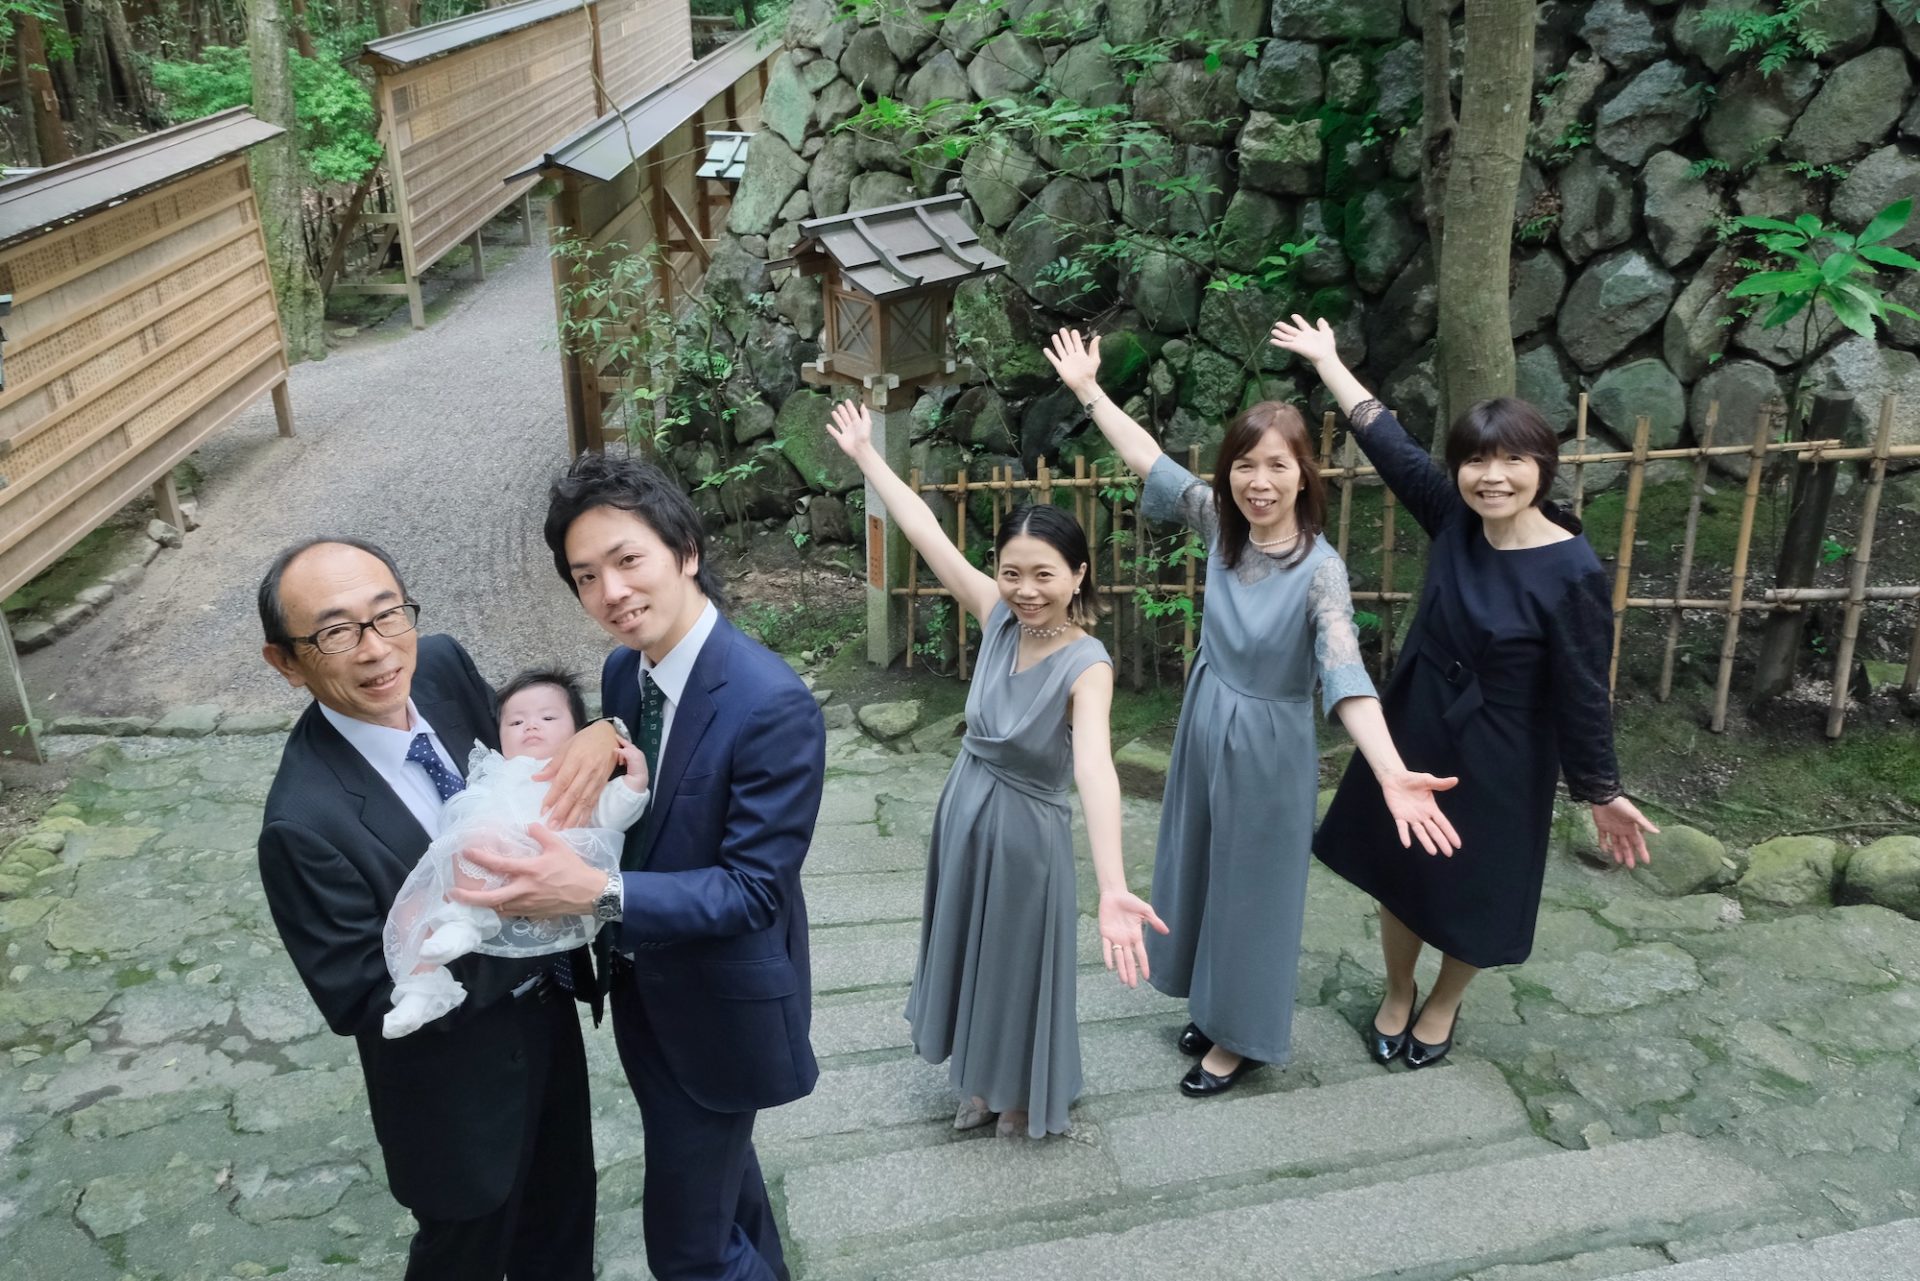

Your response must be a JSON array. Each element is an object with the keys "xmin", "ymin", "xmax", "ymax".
[
  {"xmin": 1206, "ymin": 239, "xmax": 1320, "ymax": 295},
  {"xmin": 1692, "ymin": 0, "xmax": 1833, "ymax": 76},
  {"xmin": 1517, "ymin": 212, "xmax": 1560, "ymax": 244},
  {"xmin": 1728, "ymin": 199, "xmax": 1920, "ymax": 341},
  {"xmin": 151, "ymin": 45, "xmax": 381, "ymax": 185},
  {"xmin": 1687, "ymin": 157, "xmax": 1732, "ymax": 180},
  {"xmin": 1537, "ymin": 120, "xmax": 1592, "ymax": 168}
]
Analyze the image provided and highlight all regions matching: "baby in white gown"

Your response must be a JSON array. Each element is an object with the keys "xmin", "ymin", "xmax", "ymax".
[{"xmin": 383, "ymin": 669, "xmax": 648, "ymax": 1038}]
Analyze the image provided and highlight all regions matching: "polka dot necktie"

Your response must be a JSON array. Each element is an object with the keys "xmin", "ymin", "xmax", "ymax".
[{"xmin": 406, "ymin": 733, "xmax": 466, "ymax": 802}]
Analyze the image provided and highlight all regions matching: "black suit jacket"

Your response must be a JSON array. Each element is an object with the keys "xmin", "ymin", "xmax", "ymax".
[{"xmin": 256, "ymin": 634, "xmax": 577, "ymax": 1220}]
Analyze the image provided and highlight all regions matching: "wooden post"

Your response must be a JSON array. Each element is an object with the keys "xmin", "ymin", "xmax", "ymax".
[
  {"xmin": 904, "ymin": 466, "xmax": 922, "ymax": 671},
  {"xmin": 1037, "ymin": 455, "xmax": 1052, "ymax": 504},
  {"xmin": 405, "ymin": 274, "xmax": 426, "ymax": 331},
  {"xmin": 551, "ymin": 179, "xmax": 602, "ymax": 456},
  {"xmin": 151, "ymin": 472, "xmax": 188, "ymax": 535},
  {"xmin": 271, "ymin": 380, "xmax": 297, "ymax": 438},
  {"xmin": 1336, "ymin": 433, "xmax": 1357, "ymax": 560},
  {"xmin": 1904, "ymin": 612, "xmax": 1920, "ymax": 702},
  {"xmin": 1572, "ymin": 392, "xmax": 1589, "ymax": 518},
  {"xmin": 0, "ymin": 613, "xmax": 43, "ymax": 765},
  {"xmin": 955, "ymin": 468, "xmax": 970, "ymax": 679},
  {"xmin": 1659, "ymin": 401, "xmax": 1716, "ymax": 701},
  {"xmin": 468, "ymin": 228, "xmax": 485, "ymax": 283},
  {"xmin": 519, "ymin": 190, "xmax": 535, "ymax": 247},
  {"xmin": 1752, "ymin": 392, "xmax": 1849, "ymax": 703},
  {"xmin": 1825, "ymin": 395, "xmax": 1898, "ymax": 738},
  {"xmin": 648, "ymin": 147, "xmax": 673, "ymax": 312},
  {"xmin": 1608, "ymin": 416, "xmax": 1652, "ymax": 696},
  {"xmin": 1319, "ymin": 410, "xmax": 1336, "ymax": 471},
  {"xmin": 863, "ymin": 390, "xmax": 913, "ymax": 665},
  {"xmin": 1711, "ymin": 404, "xmax": 1777, "ymax": 732}
]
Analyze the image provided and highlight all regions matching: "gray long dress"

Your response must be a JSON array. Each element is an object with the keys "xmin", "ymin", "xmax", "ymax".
[
  {"xmin": 1141, "ymin": 455, "xmax": 1375, "ymax": 1064},
  {"xmin": 905, "ymin": 599, "xmax": 1112, "ymax": 1137}
]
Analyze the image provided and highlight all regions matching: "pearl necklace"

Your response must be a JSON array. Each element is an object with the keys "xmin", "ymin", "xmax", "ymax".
[
  {"xmin": 1250, "ymin": 528, "xmax": 1299, "ymax": 549},
  {"xmin": 1019, "ymin": 621, "xmax": 1073, "ymax": 640}
]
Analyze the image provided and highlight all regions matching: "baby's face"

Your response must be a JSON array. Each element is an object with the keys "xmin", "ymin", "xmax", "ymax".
[{"xmin": 500, "ymin": 684, "xmax": 577, "ymax": 759}]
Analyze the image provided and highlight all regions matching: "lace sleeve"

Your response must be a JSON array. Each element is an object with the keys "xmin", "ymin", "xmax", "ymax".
[
  {"xmin": 1140, "ymin": 453, "xmax": 1219, "ymax": 545},
  {"xmin": 1346, "ymin": 399, "xmax": 1464, "ymax": 539},
  {"xmin": 1308, "ymin": 556, "xmax": 1378, "ymax": 718},
  {"xmin": 1546, "ymin": 567, "xmax": 1624, "ymax": 805}
]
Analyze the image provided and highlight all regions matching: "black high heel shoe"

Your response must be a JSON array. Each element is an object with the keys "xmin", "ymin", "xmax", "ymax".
[
  {"xmin": 1404, "ymin": 1006, "xmax": 1459, "ymax": 1070},
  {"xmin": 1179, "ymin": 1055, "xmax": 1262, "ymax": 1097},
  {"xmin": 1176, "ymin": 1022, "xmax": 1213, "ymax": 1056},
  {"xmin": 1367, "ymin": 1001, "xmax": 1415, "ymax": 1065}
]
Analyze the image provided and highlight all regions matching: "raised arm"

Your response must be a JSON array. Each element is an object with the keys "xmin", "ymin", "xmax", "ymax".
[
  {"xmin": 827, "ymin": 401, "xmax": 1000, "ymax": 622},
  {"xmin": 1044, "ymin": 328, "xmax": 1163, "ymax": 480},
  {"xmin": 1068, "ymin": 661, "xmax": 1168, "ymax": 987},
  {"xmin": 1270, "ymin": 314, "xmax": 1462, "ymax": 537}
]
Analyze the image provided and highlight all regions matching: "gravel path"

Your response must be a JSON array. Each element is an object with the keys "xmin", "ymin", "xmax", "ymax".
[{"xmin": 22, "ymin": 226, "xmax": 619, "ymax": 718}]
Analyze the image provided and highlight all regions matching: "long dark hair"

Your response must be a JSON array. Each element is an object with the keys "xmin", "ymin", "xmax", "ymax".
[
  {"xmin": 1210, "ymin": 402, "xmax": 1327, "ymax": 570},
  {"xmin": 1443, "ymin": 397, "xmax": 1560, "ymax": 505},
  {"xmin": 995, "ymin": 504, "xmax": 1102, "ymax": 627}
]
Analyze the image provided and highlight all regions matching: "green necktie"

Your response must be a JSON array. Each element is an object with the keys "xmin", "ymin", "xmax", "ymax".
[{"xmin": 623, "ymin": 671, "xmax": 666, "ymax": 873}]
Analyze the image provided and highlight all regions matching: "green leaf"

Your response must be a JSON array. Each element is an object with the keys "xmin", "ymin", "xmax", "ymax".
[
  {"xmin": 1793, "ymin": 213, "xmax": 1823, "ymax": 234},
  {"xmin": 1819, "ymin": 251, "xmax": 1858, "ymax": 283},
  {"xmin": 1857, "ymin": 198, "xmax": 1914, "ymax": 248},
  {"xmin": 1760, "ymin": 293, "xmax": 1811, "ymax": 327},
  {"xmin": 1825, "ymin": 288, "xmax": 1876, "ymax": 337},
  {"xmin": 1734, "ymin": 215, "xmax": 1807, "ymax": 236},
  {"xmin": 1858, "ymin": 244, "xmax": 1920, "ymax": 271},
  {"xmin": 1728, "ymin": 268, "xmax": 1817, "ymax": 297}
]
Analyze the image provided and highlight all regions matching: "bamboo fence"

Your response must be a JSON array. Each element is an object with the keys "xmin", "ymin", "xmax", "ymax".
[{"xmin": 892, "ymin": 394, "xmax": 1920, "ymax": 739}]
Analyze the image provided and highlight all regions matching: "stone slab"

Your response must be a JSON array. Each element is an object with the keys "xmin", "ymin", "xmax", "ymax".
[
  {"xmin": 784, "ymin": 1125, "xmax": 1122, "ymax": 1244},
  {"xmin": 1609, "ymin": 1218, "xmax": 1920, "ymax": 1280},
  {"xmin": 805, "ymin": 871, "xmax": 926, "ymax": 927},
  {"xmin": 804, "ymin": 828, "xmax": 931, "ymax": 875},
  {"xmin": 889, "ymin": 1135, "xmax": 1770, "ymax": 1279},
  {"xmin": 1102, "ymin": 1062, "xmax": 1530, "ymax": 1188},
  {"xmin": 809, "ymin": 921, "xmax": 920, "ymax": 992}
]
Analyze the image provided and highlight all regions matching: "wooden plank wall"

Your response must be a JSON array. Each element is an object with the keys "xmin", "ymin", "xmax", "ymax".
[
  {"xmin": 0, "ymin": 156, "xmax": 288, "ymax": 600},
  {"xmin": 595, "ymin": 0, "xmax": 693, "ymax": 109},
  {"xmin": 380, "ymin": 9, "xmax": 600, "ymax": 276}
]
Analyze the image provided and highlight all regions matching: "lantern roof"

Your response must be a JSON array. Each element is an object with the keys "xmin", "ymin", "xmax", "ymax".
[
  {"xmin": 778, "ymin": 194, "xmax": 1006, "ymax": 299},
  {"xmin": 695, "ymin": 131, "xmax": 752, "ymax": 181}
]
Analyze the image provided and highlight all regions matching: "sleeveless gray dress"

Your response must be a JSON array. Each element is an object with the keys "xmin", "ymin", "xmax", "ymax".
[
  {"xmin": 905, "ymin": 599, "xmax": 1112, "ymax": 1137},
  {"xmin": 1140, "ymin": 455, "xmax": 1375, "ymax": 1064}
]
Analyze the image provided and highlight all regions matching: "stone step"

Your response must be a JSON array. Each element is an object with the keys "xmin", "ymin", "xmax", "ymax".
[
  {"xmin": 810, "ymin": 969, "xmax": 1188, "ymax": 1058},
  {"xmin": 1609, "ymin": 1218, "xmax": 1920, "ymax": 1280},
  {"xmin": 811, "ymin": 917, "xmax": 1107, "ymax": 993},
  {"xmin": 804, "ymin": 871, "xmax": 925, "ymax": 927},
  {"xmin": 803, "ymin": 828, "xmax": 929, "ymax": 875},
  {"xmin": 836, "ymin": 1134, "xmax": 1771, "ymax": 1279},
  {"xmin": 771, "ymin": 1060, "xmax": 1536, "ymax": 1244}
]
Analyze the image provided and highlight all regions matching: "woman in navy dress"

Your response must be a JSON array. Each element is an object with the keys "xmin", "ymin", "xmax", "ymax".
[{"xmin": 1271, "ymin": 316, "xmax": 1658, "ymax": 1069}]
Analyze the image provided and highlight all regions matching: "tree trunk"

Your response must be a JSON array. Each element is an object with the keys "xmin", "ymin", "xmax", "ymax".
[
  {"xmin": 17, "ymin": 17, "xmax": 74, "ymax": 165},
  {"xmin": 14, "ymin": 35, "xmax": 41, "ymax": 167},
  {"xmin": 289, "ymin": 0, "xmax": 317, "ymax": 58},
  {"xmin": 100, "ymin": 0, "xmax": 157, "ymax": 123},
  {"xmin": 1420, "ymin": 0, "xmax": 1455, "ymax": 249},
  {"xmin": 1750, "ymin": 392, "xmax": 1849, "ymax": 704},
  {"xmin": 1433, "ymin": 0, "xmax": 1533, "ymax": 435},
  {"xmin": 246, "ymin": 0, "xmax": 326, "ymax": 362}
]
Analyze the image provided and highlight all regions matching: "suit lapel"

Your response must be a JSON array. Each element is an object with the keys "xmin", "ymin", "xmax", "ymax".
[
  {"xmin": 415, "ymin": 693, "xmax": 480, "ymax": 780},
  {"xmin": 308, "ymin": 713, "xmax": 432, "ymax": 868},
  {"xmin": 636, "ymin": 621, "xmax": 732, "ymax": 866}
]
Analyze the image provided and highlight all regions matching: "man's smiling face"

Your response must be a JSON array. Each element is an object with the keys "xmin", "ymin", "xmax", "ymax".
[{"xmin": 263, "ymin": 543, "xmax": 418, "ymax": 729}]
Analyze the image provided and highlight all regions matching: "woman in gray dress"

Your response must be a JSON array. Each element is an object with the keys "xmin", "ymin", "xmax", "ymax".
[
  {"xmin": 1045, "ymin": 329, "xmax": 1460, "ymax": 1097},
  {"xmin": 825, "ymin": 399, "xmax": 1168, "ymax": 1138}
]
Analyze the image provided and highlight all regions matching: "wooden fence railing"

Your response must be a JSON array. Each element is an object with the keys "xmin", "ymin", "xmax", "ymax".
[{"xmin": 894, "ymin": 393, "xmax": 1920, "ymax": 740}]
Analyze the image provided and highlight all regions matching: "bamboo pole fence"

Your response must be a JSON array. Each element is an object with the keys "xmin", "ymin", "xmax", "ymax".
[{"xmin": 887, "ymin": 395, "xmax": 1920, "ymax": 737}]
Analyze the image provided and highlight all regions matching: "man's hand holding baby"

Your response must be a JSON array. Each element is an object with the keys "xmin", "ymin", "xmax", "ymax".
[
  {"xmin": 533, "ymin": 720, "xmax": 623, "ymax": 828},
  {"xmin": 452, "ymin": 825, "xmax": 604, "ymax": 918}
]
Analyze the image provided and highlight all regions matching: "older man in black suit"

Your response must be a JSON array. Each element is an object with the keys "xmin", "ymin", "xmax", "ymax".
[{"xmin": 253, "ymin": 536, "xmax": 601, "ymax": 1281}]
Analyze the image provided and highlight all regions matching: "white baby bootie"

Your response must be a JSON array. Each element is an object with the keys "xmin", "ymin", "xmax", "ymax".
[{"xmin": 418, "ymin": 919, "xmax": 484, "ymax": 964}]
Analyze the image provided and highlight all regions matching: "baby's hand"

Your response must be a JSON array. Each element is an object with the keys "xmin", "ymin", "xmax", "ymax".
[{"xmin": 616, "ymin": 738, "xmax": 649, "ymax": 791}]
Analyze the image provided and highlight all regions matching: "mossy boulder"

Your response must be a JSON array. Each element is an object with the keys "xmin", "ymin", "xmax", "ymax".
[
  {"xmin": 954, "ymin": 276, "xmax": 1055, "ymax": 395},
  {"xmin": 775, "ymin": 391, "xmax": 863, "ymax": 494},
  {"xmin": 1838, "ymin": 835, "xmax": 1920, "ymax": 920},
  {"xmin": 1632, "ymin": 823, "xmax": 1732, "ymax": 896},
  {"xmin": 1737, "ymin": 835, "xmax": 1840, "ymax": 909}
]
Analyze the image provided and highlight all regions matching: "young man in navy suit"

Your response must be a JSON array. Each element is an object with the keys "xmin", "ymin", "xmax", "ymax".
[{"xmin": 458, "ymin": 455, "xmax": 826, "ymax": 1281}]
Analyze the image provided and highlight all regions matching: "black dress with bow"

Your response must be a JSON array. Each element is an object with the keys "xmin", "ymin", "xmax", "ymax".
[{"xmin": 1312, "ymin": 401, "xmax": 1623, "ymax": 967}]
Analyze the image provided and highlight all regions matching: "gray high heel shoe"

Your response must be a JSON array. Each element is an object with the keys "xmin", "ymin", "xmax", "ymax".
[{"xmin": 953, "ymin": 1097, "xmax": 996, "ymax": 1130}]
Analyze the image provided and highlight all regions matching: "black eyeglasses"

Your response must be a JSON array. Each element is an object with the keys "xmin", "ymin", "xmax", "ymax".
[{"xmin": 281, "ymin": 602, "xmax": 421, "ymax": 655}]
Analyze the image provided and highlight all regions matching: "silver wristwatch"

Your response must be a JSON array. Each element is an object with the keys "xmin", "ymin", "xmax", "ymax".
[
  {"xmin": 594, "ymin": 714, "xmax": 630, "ymax": 740},
  {"xmin": 593, "ymin": 871, "xmax": 623, "ymax": 922}
]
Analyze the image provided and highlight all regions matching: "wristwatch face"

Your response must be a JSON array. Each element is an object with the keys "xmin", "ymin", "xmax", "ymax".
[{"xmin": 594, "ymin": 879, "xmax": 621, "ymax": 922}]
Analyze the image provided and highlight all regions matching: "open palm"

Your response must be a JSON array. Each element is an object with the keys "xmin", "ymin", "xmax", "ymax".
[
  {"xmin": 825, "ymin": 399, "xmax": 873, "ymax": 458},
  {"xmin": 1268, "ymin": 313, "xmax": 1340, "ymax": 365},
  {"xmin": 1381, "ymin": 770, "xmax": 1463, "ymax": 857},
  {"xmin": 1043, "ymin": 327, "xmax": 1102, "ymax": 394},
  {"xmin": 1098, "ymin": 890, "xmax": 1170, "ymax": 988}
]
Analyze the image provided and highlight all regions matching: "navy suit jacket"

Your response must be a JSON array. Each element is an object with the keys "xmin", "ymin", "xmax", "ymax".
[
  {"xmin": 603, "ymin": 613, "xmax": 825, "ymax": 1114},
  {"xmin": 257, "ymin": 634, "xmax": 569, "ymax": 1220}
]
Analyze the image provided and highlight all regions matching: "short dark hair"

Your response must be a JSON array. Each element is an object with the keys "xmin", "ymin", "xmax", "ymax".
[
  {"xmin": 258, "ymin": 537, "xmax": 410, "ymax": 652},
  {"xmin": 497, "ymin": 667, "xmax": 587, "ymax": 733},
  {"xmin": 995, "ymin": 504, "xmax": 1102, "ymax": 628},
  {"xmin": 1211, "ymin": 401, "xmax": 1326, "ymax": 571},
  {"xmin": 1443, "ymin": 397, "xmax": 1560, "ymax": 505},
  {"xmin": 544, "ymin": 453, "xmax": 726, "ymax": 606}
]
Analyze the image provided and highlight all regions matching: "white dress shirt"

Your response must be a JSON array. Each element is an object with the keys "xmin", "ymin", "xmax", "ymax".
[
  {"xmin": 320, "ymin": 699, "xmax": 463, "ymax": 838},
  {"xmin": 638, "ymin": 599, "xmax": 719, "ymax": 770}
]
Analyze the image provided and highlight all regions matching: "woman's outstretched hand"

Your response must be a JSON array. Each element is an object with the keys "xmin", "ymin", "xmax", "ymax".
[
  {"xmin": 1593, "ymin": 796, "xmax": 1659, "ymax": 869},
  {"xmin": 1379, "ymin": 770, "xmax": 1463, "ymax": 857},
  {"xmin": 1268, "ymin": 314, "xmax": 1340, "ymax": 366},
  {"xmin": 1098, "ymin": 889, "xmax": 1170, "ymax": 988},
  {"xmin": 1042, "ymin": 327, "xmax": 1102, "ymax": 398},
  {"xmin": 825, "ymin": 399, "xmax": 874, "ymax": 458}
]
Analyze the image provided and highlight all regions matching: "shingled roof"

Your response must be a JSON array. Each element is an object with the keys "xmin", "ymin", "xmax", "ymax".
[
  {"xmin": 695, "ymin": 131, "xmax": 752, "ymax": 181},
  {"xmin": 780, "ymin": 194, "xmax": 1007, "ymax": 299}
]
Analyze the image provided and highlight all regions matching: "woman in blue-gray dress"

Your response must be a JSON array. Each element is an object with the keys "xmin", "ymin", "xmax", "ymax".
[
  {"xmin": 1046, "ymin": 329, "xmax": 1460, "ymax": 1097},
  {"xmin": 825, "ymin": 399, "xmax": 1168, "ymax": 1138}
]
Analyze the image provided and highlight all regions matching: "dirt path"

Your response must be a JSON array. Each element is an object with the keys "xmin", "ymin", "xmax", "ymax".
[{"xmin": 24, "ymin": 229, "xmax": 619, "ymax": 718}]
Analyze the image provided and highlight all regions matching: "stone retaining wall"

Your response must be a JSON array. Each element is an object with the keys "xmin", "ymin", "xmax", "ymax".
[{"xmin": 676, "ymin": 0, "xmax": 1920, "ymax": 542}]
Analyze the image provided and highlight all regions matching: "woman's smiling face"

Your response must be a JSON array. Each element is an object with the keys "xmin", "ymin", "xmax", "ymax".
[
  {"xmin": 1455, "ymin": 448, "xmax": 1543, "ymax": 521},
  {"xmin": 1228, "ymin": 426, "xmax": 1305, "ymax": 534}
]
